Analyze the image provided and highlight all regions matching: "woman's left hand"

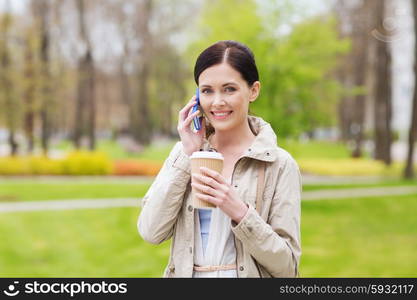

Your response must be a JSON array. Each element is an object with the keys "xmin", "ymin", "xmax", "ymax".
[{"xmin": 191, "ymin": 167, "xmax": 248, "ymax": 223}]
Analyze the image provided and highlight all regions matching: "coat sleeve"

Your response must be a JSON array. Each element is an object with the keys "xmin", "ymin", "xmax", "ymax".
[
  {"xmin": 137, "ymin": 141, "xmax": 191, "ymax": 245},
  {"xmin": 231, "ymin": 153, "xmax": 302, "ymax": 277}
]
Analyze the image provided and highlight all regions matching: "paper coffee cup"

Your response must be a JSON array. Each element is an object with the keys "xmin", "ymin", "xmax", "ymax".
[{"xmin": 190, "ymin": 151, "xmax": 224, "ymax": 209}]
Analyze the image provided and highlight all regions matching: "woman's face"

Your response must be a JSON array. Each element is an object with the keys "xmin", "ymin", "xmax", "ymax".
[{"xmin": 198, "ymin": 62, "xmax": 260, "ymax": 133}]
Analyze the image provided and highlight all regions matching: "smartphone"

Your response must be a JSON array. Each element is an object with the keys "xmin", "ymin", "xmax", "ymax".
[{"xmin": 192, "ymin": 87, "xmax": 202, "ymax": 131}]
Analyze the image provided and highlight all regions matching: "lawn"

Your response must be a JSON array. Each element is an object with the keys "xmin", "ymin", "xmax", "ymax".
[
  {"xmin": 0, "ymin": 181, "xmax": 152, "ymax": 202},
  {"xmin": 0, "ymin": 193, "xmax": 416, "ymax": 277},
  {"xmin": 300, "ymin": 194, "xmax": 417, "ymax": 277},
  {"xmin": 302, "ymin": 179, "xmax": 417, "ymax": 191},
  {"xmin": 56, "ymin": 139, "xmax": 176, "ymax": 162},
  {"xmin": 1, "ymin": 179, "xmax": 416, "ymax": 201},
  {"xmin": 0, "ymin": 207, "xmax": 168, "ymax": 277}
]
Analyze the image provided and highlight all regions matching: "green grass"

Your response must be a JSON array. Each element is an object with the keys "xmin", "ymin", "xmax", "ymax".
[
  {"xmin": 0, "ymin": 207, "xmax": 169, "ymax": 277},
  {"xmin": 0, "ymin": 193, "xmax": 416, "ymax": 277},
  {"xmin": 280, "ymin": 139, "xmax": 364, "ymax": 160},
  {"xmin": 55, "ymin": 139, "xmax": 176, "ymax": 162},
  {"xmin": 0, "ymin": 182, "xmax": 151, "ymax": 202},
  {"xmin": 1, "ymin": 179, "xmax": 415, "ymax": 201},
  {"xmin": 300, "ymin": 194, "xmax": 417, "ymax": 277},
  {"xmin": 302, "ymin": 179, "xmax": 417, "ymax": 191}
]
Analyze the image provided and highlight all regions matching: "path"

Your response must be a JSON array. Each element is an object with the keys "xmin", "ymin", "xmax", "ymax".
[{"xmin": 1, "ymin": 185, "xmax": 416, "ymax": 213}]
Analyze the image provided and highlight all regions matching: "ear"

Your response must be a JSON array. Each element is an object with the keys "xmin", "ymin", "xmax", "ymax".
[{"xmin": 249, "ymin": 81, "xmax": 260, "ymax": 103}]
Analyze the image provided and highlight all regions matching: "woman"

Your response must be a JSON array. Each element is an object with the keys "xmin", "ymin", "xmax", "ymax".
[{"xmin": 138, "ymin": 40, "xmax": 302, "ymax": 278}]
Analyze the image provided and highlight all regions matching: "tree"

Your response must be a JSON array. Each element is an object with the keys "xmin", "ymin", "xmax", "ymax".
[
  {"xmin": 0, "ymin": 4, "xmax": 20, "ymax": 156},
  {"xmin": 74, "ymin": 0, "xmax": 96, "ymax": 150},
  {"xmin": 349, "ymin": 0, "xmax": 374, "ymax": 158},
  {"xmin": 187, "ymin": 0, "xmax": 348, "ymax": 138},
  {"xmin": 131, "ymin": 0, "xmax": 153, "ymax": 145},
  {"xmin": 22, "ymin": 24, "xmax": 40, "ymax": 154},
  {"xmin": 373, "ymin": 0, "xmax": 392, "ymax": 165},
  {"xmin": 31, "ymin": 0, "xmax": 53, "ymax": 155},
  {"xmin": 404, "ymin": 0, "xmax": 417, "ymax": 178}
]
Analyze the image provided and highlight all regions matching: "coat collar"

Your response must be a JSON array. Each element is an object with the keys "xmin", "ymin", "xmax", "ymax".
[{"xmin": 201, "ymin": 115, "xmax": 279, "ymax": 162}]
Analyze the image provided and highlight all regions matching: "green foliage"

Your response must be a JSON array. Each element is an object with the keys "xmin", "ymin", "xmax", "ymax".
[{"xmin": 186, "ymin": 0, "xmax": 349, "ymax": 138}]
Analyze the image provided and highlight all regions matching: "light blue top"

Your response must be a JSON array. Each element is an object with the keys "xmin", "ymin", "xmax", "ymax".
[{"xmin": 198, "ymin": 209, "xmax": 212, "ymax": 256}]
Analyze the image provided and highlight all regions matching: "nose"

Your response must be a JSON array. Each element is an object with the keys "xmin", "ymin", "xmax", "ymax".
[{"xmin": 212, "ymin": 92, "xmax": 226, "ymax": 106}]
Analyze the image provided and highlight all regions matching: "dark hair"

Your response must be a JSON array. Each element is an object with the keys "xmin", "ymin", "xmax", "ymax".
[{"xmin": 194, "ymin": 40, "xmax": 259, "ymax": 86}]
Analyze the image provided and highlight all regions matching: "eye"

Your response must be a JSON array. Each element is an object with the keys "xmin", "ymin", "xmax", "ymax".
[
  {"xmin": 225, "ymin": 86, "xmax": 236, "ymax": 92},
  {"xmin": 201, "ymin": 88, "xmax": 212, "ymax": 94}
]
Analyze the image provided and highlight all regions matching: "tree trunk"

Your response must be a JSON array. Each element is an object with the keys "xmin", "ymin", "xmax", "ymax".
[
  {"xmin": 404, "ymin": 0, "xmax": 417, "ymax": 178},
  {"xmin": 373, "ymin": 0, "xmax": 392, "ymax": 165},
  {"xmin": 39, "ymin": 1, "xmax": 51, "ymax": 156},
  {"xmin": 334, "ymin": 0, "xmax": 355, "ymax": 143},
  {"xmin": 119, "ymin": 40, "xmax": 132, "ymax": 136},
  {"xmin": 23, "ymin": 39, "xmax": 36, "ymax": 154},
  {"xmin": 132, "ymin": 0, "xmax": 153, "ymax": 145},
  {"xmin": 351, "ymin": 0, "xmax": 373, "ymax": 158},
  {"xmin": 74, "ymin": 0, "xmax": 96, "ymax": 150},
  {"xmin": 86, "ymin": 50, "xmax": 96, "ymax": 150},
  {"xmin": 0, "ymin": 7, "xmax": 18, "ymax": 156}
]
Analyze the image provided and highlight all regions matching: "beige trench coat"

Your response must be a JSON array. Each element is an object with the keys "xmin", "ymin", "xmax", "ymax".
[{"xmin": 137, "ymin": 115, "xmax": 302, "ymax": 277}]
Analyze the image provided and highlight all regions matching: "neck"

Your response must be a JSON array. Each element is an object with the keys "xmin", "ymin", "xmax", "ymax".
[{"xmin": 209, "ymin": 119, "xmax": 255, "ymax": 154}]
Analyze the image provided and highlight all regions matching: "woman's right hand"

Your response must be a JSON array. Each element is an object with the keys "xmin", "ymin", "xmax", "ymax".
[{"xmin": 177, "ymin": 95, "xmax": 206, "ymax": 156}]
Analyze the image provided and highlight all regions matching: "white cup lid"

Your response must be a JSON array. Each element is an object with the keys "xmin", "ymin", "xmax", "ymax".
[{"xmin": 190, "ymin": 151, "xmax": 224, "ymax": 160}]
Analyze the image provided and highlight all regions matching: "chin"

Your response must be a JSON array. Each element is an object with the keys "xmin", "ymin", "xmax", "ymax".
[{"xmin": 211, "ymin": 120, "xmax": 236, "ymax": 132}]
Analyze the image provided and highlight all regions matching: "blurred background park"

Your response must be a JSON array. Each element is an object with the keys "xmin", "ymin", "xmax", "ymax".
[{"xmin": 0, "ymin": 0, "xmax": 416, "ymax": 277}]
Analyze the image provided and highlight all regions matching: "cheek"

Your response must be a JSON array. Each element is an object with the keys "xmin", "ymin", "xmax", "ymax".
[
  {"xmin": 200, "ymin": 101, "xmax": 210, "ymax": 115},
  {"xmin": 230, "ymin": 95, "xmax": 248, "ymax": 111}
]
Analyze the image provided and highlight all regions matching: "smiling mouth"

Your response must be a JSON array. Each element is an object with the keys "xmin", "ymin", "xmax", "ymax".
[{"xmin": 211, "ymin": 111, "xmax": 233, "ymax": 119}]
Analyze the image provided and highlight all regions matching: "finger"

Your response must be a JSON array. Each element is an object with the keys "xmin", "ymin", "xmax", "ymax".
[
  {"xmin": 199, "ymin": 167, "xmax": 227, "ymax": 185},
  {"xmin": 191, "ymin": 181, "xmax": 222, "ymax": 198},
  {"xmin": 179, "ymin": 96, "xmax": 197, "ymax": 121},
  {"xmin": 191, "ymin": 181, "xmax": 212, "ymax": 195},
  {"xmin": 192, "ymin": 173, "xmax": 224, "ymax": 191},
  {"xmin": 183, "ymin": 110, "xmax": 201, "ymax": 127},
  {"xmin": 194, "ymin": 192, "xmax": 220, "ymax": 206}
]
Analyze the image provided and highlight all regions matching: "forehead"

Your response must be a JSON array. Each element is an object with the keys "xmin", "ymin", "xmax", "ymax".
[{"xmin": 199, "ymin": 63, "xmax": 245, "ymax": 86}]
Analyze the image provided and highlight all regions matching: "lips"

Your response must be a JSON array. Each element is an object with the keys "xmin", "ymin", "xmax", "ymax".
[{"xmin": 211, "ymin": 111, "xmax": 233, "ymax": 120}]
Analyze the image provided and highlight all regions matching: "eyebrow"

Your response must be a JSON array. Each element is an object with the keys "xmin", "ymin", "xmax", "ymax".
[{"xmin": 200, "ymin": 82, "xmax": 237, "ymax": 88}]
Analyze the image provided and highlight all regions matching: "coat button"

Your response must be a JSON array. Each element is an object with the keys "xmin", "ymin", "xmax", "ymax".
[
  {"xmin": 239, "ymin": 266, "xmax": 244, "ymax": 271},
  {"xmin": 248, "ymin": 148, "xmax": 251, "ymax": 152},
  {"xmin": 188, "ymin": 205, "xmax": 193, "ymax": 212},
  {"xmin": 234, "ymin": 184, "xmax": 238, "ymax": 188},
  {"xmin": 266, "ymin": 152, "xmax": 270, "ymax": 156}
]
